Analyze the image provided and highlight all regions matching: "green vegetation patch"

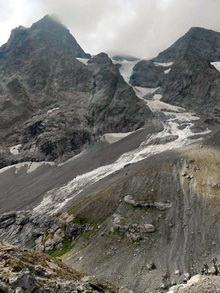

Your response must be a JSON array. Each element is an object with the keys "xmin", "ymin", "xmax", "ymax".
[
  {"xmin": 72, "ymin": 215, "xmax": 89, "ymax": 224},
  {"xmin": 47, "ymin": 239, "xmax": 73, "ymax": 257}
]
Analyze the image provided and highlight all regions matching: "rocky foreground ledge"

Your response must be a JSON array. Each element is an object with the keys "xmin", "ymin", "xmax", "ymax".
[
  {"xmin": 167, "ymin": 275, "xmax": 220, "ymax": 293},
  {"xmin": 0, "ymin": 241, "xmax": 117, "ymax": 293},
  {"xmin": 0, "ymin": 241, "xmax": 219, "ymax": 293}
]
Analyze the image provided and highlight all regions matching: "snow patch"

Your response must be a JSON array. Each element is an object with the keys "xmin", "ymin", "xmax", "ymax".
[
  {"xmin": 142, "ymin": 93, "xmax": 185, "ymax": 113},
  {"xmin": 164, "ymin": 68, "xmax": 171, "ymax": 74},
  {"xmin": 76, "ymin": 58, "xmax": 89, "ymax": 65},
  {"xmin": 47, "ymin": 107, "xmax": 60, "ymax": 114},
  {"xmin": 0, "ymin": 161, "xmax": 55, "ymax": 175},
  {"xmin": 154, "ymin": 62, "xmax": 174, "ymax": 67},
  {"xmin": 0, "ymin": 165, "xmax": 14, "ymax": 174},
  {"xmin": 9, "ymin": 144, "xmax": 21, "ymax": 155},
  {"xmin": 26, "ymin": 162, "xmax": 54, "ymax": 173},
  {"xmin": 133, "ymin": 86, "xmax": 159, "ymax": 99},
  {"xmin": 135, "ymin": 90, "xmax": 189, "ymax": 113},
  {"xmin": 211, "ymin": 61, "xmax": 220, "ymax": 72},
  {"xmin": 100, "ymin": 132, "xmax": 134, "ymax": 144}
]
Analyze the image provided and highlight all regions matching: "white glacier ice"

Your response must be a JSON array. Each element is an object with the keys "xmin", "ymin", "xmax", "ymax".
[
  {"xmin": 33, "ymin": 86, "xmax": 210, "ymax": 215},
  {"xmin": 111, "ymin": 59, "xmax": 139, "ymax": 83}
]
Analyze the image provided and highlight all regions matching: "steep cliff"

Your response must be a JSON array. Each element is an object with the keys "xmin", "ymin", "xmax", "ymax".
[{"xmin": 0, "ymin": 15, "xmax": 154, "ymax": 166}]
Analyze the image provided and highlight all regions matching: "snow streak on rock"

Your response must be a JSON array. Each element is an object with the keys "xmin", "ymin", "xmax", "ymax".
[
  {"xmin": 164, "ymin": 68, "xmax": 171, "ymax": 74},
  {"xmin": 47, "ymin": 107, "xmax": 60, "ymax": 114},
  {"xmin": 154, "ymin": 62, "xmax": 174, "ymax": 67},
  {"xmin": 76, "ymin": 58, "xmax": 89, "ymax": 65}
]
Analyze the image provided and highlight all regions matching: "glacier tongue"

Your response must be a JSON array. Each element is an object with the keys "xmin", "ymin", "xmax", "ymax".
[
  {"xmin": 33, "ymin": 86, "xmax": 211, "ymax": 216},
  {"xmin": 112, "ymin": 59, "xmax": 139, "ymax": 83}
]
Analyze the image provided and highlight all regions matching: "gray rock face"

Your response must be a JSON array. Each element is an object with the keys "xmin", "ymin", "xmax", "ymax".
[
  {"xmin": 153, "ymin": 27, "xmax": 220, "ymax": 62},
  {"xmin": 64, "ymin": 223, "xmax": 86, "ymax": 239},
  {"xmin": 130, "ymin": 60, "xmax": 165, "ymax": 88},
  {"xmin": 0, "ymin": 209, "xmax": 88, "ymax": 253},
  {"xmin": 0, "ymin": 16, "xmax": 153, "ymax": 166},
  {"xmin": 146, "ymin": 27, "xmax": 220, "ymax": 122},
  {"xmin": 160, "ymin": 51, "xmax": 220, "ymax": 119},
  {"xmin": 9, "ymin": 270, "xmax": 37, "ymax": 293}
]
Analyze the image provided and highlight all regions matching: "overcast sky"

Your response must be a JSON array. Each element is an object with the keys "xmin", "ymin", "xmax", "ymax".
[{"xmin": 1, "ymin": 0, "xmax": 220, "ymax": 59}]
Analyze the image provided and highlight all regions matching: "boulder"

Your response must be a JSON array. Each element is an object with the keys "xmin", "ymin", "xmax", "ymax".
[
  {"xmin": 147, "ymin": 262, "xmax": 157, "ymax": 270},
  {"xmin": 0, "ymin": 283, "xmax": 8, "ymax": 293},
  {"xmin": 64, "ymin": 223, "xmax": 86, "ymax": 239},
  {"xmin": 0, "ymin": 212, "xmax": 16, "ymax": 228},
  {"xmin": 142, "ymin": 224, "xmax": 156, "ymax": 233},
  {"xmin": 9, "ymin": 270, "xmax": 38, "ymax": 293}
]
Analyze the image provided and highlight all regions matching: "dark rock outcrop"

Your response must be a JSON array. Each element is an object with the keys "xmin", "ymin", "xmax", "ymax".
[
  {"xmin": 146, "ymin": 27, "xmax": 220, "ymax": 121},
  {"xmin": 160, "ymin": 50, "xmax": 220, "ymax": 118},
  {"xmin": 130, "ymin": 60, "xmax": 166, "ymax": 88}
]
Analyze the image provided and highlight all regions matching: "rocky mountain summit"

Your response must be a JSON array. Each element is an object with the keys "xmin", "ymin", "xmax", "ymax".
[
  {"xmin": 0, "ymin": 15, "xmax": 155, "ymax": 167},
  {"xmin": 152, "ymin": 27, "xmax": 220, "ymax": 63},
  {"xmin": 0, "ymin": 14, "xmax": 90, "ymax": 65},
  {"xmin": 131, "ymin": 27, "xmax": 220, "ymax": 123}
]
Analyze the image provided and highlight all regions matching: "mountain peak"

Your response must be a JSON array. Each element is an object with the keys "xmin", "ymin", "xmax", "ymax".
[
  {"xmin": 0, "ymin": 15, "xmax": 90, "ymax": 61},
  {"xmin": 30, "ymin": 14, "xmax": 65, "ymax": 31},
  {"xmin": 188, "ymin": 26, "xmax": 216, "ymax": 33},
  {"xmin": 153, "ymin": 26, "xmax": 220, "ymax": 62},
  {"xmin": 189, "ymin": 26, "xmax": 206, "ymax": 32},
  {"xmin": 29, "ymin": 15, "xmax": 90, "ymax": 58}
]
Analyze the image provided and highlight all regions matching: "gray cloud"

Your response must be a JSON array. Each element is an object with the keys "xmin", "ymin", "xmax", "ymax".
[{"xmin": 1, "ymin": 0, "xmax": 220, "ymax": 58}]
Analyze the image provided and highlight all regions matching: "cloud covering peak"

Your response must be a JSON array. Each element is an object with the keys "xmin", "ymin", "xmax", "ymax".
[{"xmin": 1, "ymin": 0, "xmax": 220, "ymax": 59}]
